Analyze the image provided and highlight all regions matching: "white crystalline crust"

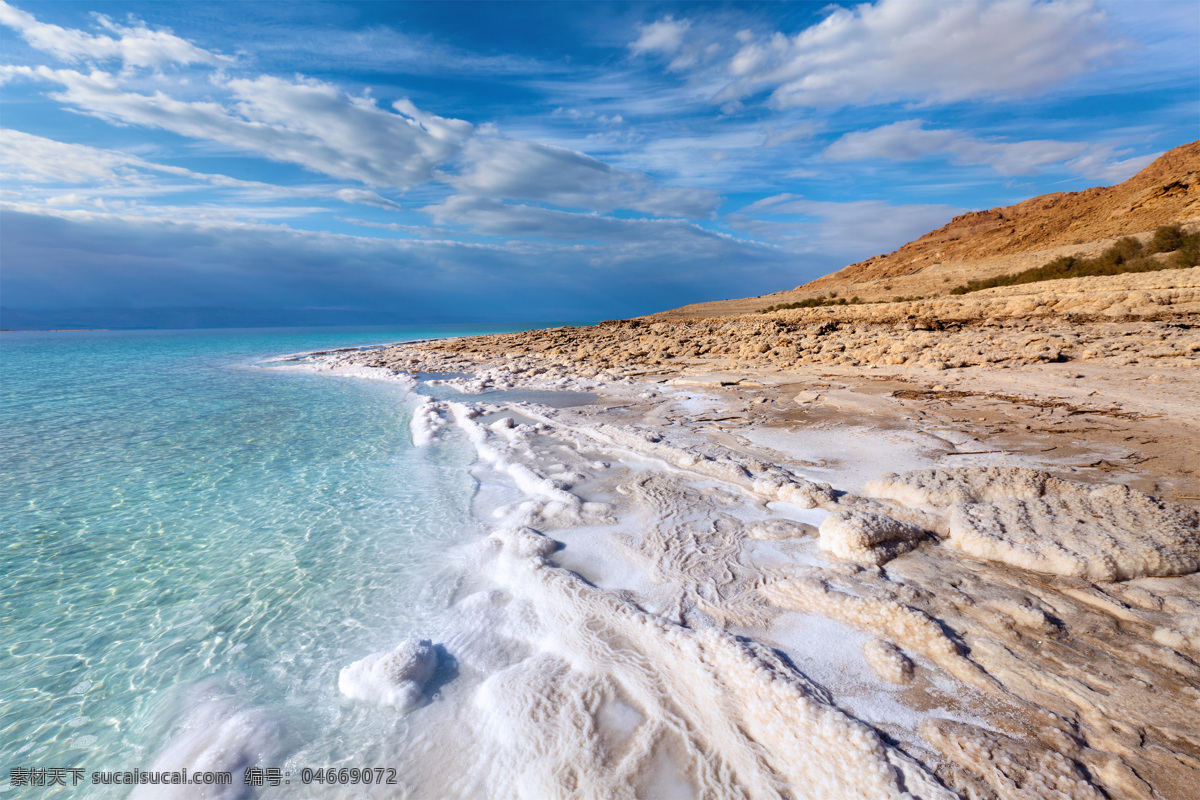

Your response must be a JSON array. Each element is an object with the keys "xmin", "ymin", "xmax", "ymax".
[
  {"xmin": 749, "ymin": 519, "xmax": 816, "ymax": 540},
  {"xmin": 410, "ymin": 396, "xmax": 444, "ymax": 446},
  {"xmin": 818, "ymin": 509, "xmax": 926, "ymax": 566},
  {"xmin": 418, "ymin": 404, "xmax": 955, "ymax": 799},
  {"xmin": 865, "ymin": 466, "xmax": 1061, "ymax": 507},
  {"xmin": 862, "ymin": 639, "xmax": 914, "ymax": 685},
  {"xmin": 760, "ymin": 577, "xmax": 990, "ymax": 692},
  {"xmin": 291, "ymin": 353, "xmax": 1200, "ymax": 798},
  {"xmin": 338, "ymin": 639, "xmax": 438, "ymax": 711},
  {"xmin": 471, "ymin": 527, "xmax": 954, "ymax": 800},
  {"xmin": 920, "ymin": 719, "xmax": 1105, "ymax": 800},
  {"xmin": 949, "ymin": 492, "xmax": 1200, "ymax": 581},
  {"xmin": 865, "ymin": 467, "xmax": 1200, "ymax": 580}
]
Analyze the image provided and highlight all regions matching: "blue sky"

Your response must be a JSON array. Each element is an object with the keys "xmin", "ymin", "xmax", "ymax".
[{"xmin": 1, "ymin": 0, "xmax": 1197, "ymax": 324}]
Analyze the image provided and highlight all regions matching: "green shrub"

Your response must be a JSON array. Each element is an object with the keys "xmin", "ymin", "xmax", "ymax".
[
  {"xmin": 1149, "ymin": 224, "xmax": 1184, "ymax": 254},
  {"xmin": 1107, "ymin": 236, "xmax": 1144, "ymax": 263},
  {"xmin": 760, "ymin": 293, "xmax": 865, "ymax": 313},
  {"xmin": 1173, "ymin": 232, "xmax": 1200, "ymax": 267},
  {"xmin": 947, "ymin": 228, "xmax": 1193, "ymax": 296}
]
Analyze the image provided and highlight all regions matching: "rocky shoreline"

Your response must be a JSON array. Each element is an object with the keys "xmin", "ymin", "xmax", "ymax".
[{"xmin": 307, "ymin": 266, "xmax": 1200, "ymax": 798}]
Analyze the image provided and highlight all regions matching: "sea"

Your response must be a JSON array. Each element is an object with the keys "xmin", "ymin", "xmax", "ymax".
[{"xmin": 0, "ymin": 324, "xmax": 555, "ymax": 797}]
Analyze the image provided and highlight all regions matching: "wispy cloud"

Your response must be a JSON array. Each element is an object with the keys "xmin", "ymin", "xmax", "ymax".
[
  {"xmin": 633, "ymin": 0, "xmax": 1127, "ymax": 109},
  {"xmin": 0, "ymin": 204, "xmax": 794, "ymax": 318},
  {"xmin": 423, "ymin": 194, "xmax": 730, "ymax": 241},
  {"xmin": 728, "ymin": 194, "xmax": 964, "ymax": 260},
  {"xmin": 5, "ymin": 67, "xmax": 474, "ymax": 189},
  {"xmin": 824, "ymin": 120, "xmax": 1156, "ymax": 181},
  {"xmin": 449, "ymin": 136, "xmax": 719, "ymax": 217},
  {"xmin": 0, "ymin": 0, "xmax": 231, "ymax": 69},
  {"xmin": 0, "ymin": 0, "xmax": 1191, "ymax": 323},
  {"xmin": 0, "ymin": 128, "xmax": 404, "ymax": 212}
]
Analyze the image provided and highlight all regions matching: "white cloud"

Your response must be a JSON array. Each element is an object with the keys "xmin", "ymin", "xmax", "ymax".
[
  {"xmin": 0, "ymin": 1, "xmax": 230, "ymax": 69},
  {"xmin": 0, "ymin": 128, "xmax": 404, "ymax": 212},
  {"xmin": 825, "ymin": 120, "xmax": 1086, "ymax": 174},
  {"xmin": 9, "ymin": 67, "xmax": 471, "ymax": 189},
  {"xmin": 422, "ymin": 194, "xmax": 731, "ymax": 242},
  {"xmin": 762, "ymin": 121, "xmax": 821, "ymax": 148},
  {"xmin": 634, "ymin": 0, "xmax": 1126, "ymax": 109},
  {"xmin": 450, "ymin": 136, "xmax": 719, "ymax": 217},
  {"xmin": 629, "ymin": 16, "xmax": 691, "ymax": 57},
  {"xmin": 2, "ymin": 4, "xmax": 721, "ymax": 220},
  {"xmin": 824, "ymin": 120, "xmax": 1157, "ymax": 180},
  {"xmin": 1064, "ymin": 150, "xmax": 1160, "ymax": 184}
]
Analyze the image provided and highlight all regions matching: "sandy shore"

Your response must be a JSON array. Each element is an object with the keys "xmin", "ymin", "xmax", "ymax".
[{"xmin": 311, "ymin": 270, "xmax": 1200, "ymax": 799}]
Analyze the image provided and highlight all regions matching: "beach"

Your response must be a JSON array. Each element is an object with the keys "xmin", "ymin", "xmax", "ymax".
[{"xmin": 304, "ymin": 266, "xmax": 1200, "ymax": 799}]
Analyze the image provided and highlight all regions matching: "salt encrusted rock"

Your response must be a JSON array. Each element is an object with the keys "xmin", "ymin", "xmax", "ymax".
[
  {"xmin": 748, "ymin": 519, "xmax": 816, "ymax": 540},
  {"xmin": 864, "ymin": 466, "xmax": 1061, "ymax": 507},
  {"xmin": 491, "ymin": 526, "xmax": 558, "ymax": 559},
  {"xmin": 862, "ymin": 639, "xmax": 914, "ymax": 684},
  {"xmin": 920, "ymin": 718, "xmax": 1105, "ymax": 800},
  {"xmin": 818, "ymin": 509, "xmax": 928, "ymax": 566},
  {"xmin": 865, "ymin": 468, "xmax": 1200, "ymax": 580},
  {"xmin": 948, "ymin": 489, "xmax": 1200, "ymax": 581},
  {"xmin": 339, "ymin": 639, "xmax": 438, "ymax": 711}
]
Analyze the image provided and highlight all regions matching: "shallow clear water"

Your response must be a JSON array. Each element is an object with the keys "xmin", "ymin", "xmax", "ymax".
[{"xmin": 0, "ymin": 324, "xmax": 547, "ymax": 795}]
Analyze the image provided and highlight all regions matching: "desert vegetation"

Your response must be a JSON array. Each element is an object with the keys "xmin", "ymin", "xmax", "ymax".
[
  {"xmin": 949, "ymin": 224, "xmax": 1200, "ymax": 296},
  {"xmin": 760, "ymin": 294, "xmax": 862, "ymax": 313}
]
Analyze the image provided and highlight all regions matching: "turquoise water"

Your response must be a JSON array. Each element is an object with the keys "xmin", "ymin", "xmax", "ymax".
[{"xmin": 0, "ymin": 325, "xmax": 546, "ymax": 795}]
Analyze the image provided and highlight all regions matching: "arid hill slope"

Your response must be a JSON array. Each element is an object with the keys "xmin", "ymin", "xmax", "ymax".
[{"xmin": 657, "ymin": 139, "xmax": 1200, "ymax": 319}]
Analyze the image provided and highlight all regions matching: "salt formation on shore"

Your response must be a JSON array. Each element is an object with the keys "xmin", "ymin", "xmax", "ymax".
[
  {"xmin": 389, "ymin": 398, "xmax": 954, "ymax": 799},
  {"xmin": 314, "ymin": 326, "xmax": 1200, "ymax": 800},
  {"xmin": 303, "ymin": 218, "xmax": 1200, "ymax": 797},
  {"xmin": 339, "ymin": 639, "xmax": 439, "ymax": 712},
  {"xmin": 866, "ymin": 467, "xmax": 1200, "ymax": 580},
  {"xmin": 817, "ymin": 508, "xmax": 927, "ymax": 566}
]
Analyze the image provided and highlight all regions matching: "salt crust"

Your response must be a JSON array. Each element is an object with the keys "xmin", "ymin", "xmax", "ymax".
[
  {"xmin": 864, "ymin": 466, "xmax": 1065, "ymax": 507},
  {"xmin": 410, "ymin": 396, "xmax": 444, "ymax": 446},
  {"xmin": 749, "ymin": 519, "xmax": 816, "ymax": 540},
  {"xmin": 512, "ymin": 406, "xmax": 840, "ymax": 512},
  {"xmin": 759, "ymin": 578, "xmax": 990, "ymax": 692},
  {"xmin": 949, "ymin": 492, "xmax": 1200, "ymax": 581},
  {"xmin": 818, "ymin": 509, "xmax": 927, "ymax": 566},
  {"xmin": 437, "ymin": 405, "xmax": 952, "ymax": 798},
  {"xmin": 865, "ymin": 467, "xmax": 1200, "ymax": 580},
  {"xmin": 338, "ymin": 639, "xmax": 438, "ymax": 711},
  {"xmin": 478, "ymin": 527, "xmax": 953, "ymax": 799},
  {"xmin": 920, "ymin": 718, "xmax": 1104, "ymax": 800},
  {"xmin": 862, "ymin": 639, "xmax": 914, "ymax": 685},
  {"xmin": 301, "ymin": 354, "xmax": 1188, "ymax": 797}
]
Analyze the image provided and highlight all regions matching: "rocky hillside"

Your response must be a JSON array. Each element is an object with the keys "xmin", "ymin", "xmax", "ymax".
[{"xmin": 657, "ymin": 139, "xmax": 1200, "ymax": 319}]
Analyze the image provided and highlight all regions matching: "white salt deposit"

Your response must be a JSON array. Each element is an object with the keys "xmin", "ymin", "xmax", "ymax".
[
  {"xmin": 410, "ymin": 396, "xmax": 445, "ymax": 446},
  {"xmin": 748, "ymin": 518, "xmax": 817, "ymax": 540},
  {"xmin": 818, "ymin": 508, "xmax": 927, "ymax": 566},
  {"xmin": 863, "ymin": 639, "xmax": 915, "ymax": 685},
  {"xmin": 948, "ymin": 491, "xmax": 1200, "ymax": 581},
  {"xmin": 294, "ymin": 350, "xmax": 1199, "ymax": 798},
  {"xmin": 398, "ymin": 391, "xmax": 960, "ymax": 798},
  {"xmin": 338, "ymin": 639, "xmax": 438, "ymax": 711},
  {"xmin": 458, "ymin": 526, "xmax": 954, "ymax": 800},
  {"xmin": 130, "ymin": 684, "xmax": 282, "ymax": 800},
  {"xmin": 865, "ymin": 467, "xmax": 1200, "ymax": 580},
  {"xmin": 921, "ymin": 719, "xmax": 1105, "ymax": 800},
  {"xmin": 865, "ymin": 466, "xmax": 1065, "ymax": 506}
]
